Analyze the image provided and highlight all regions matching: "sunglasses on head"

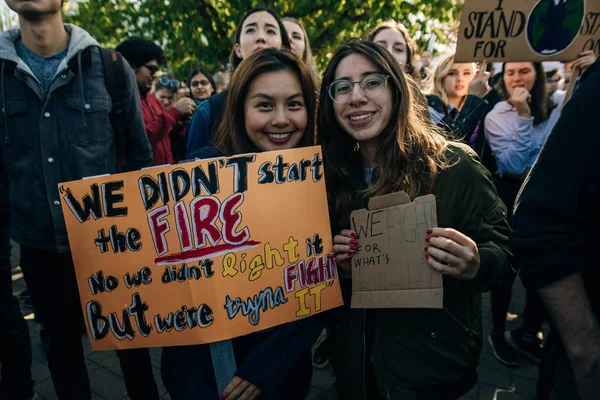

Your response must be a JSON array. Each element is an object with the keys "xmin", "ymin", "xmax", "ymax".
[
  {"xmin": 142, "ymin": 64, "xmax": 159, "ymax": 75},
  {"xmin": 158, "ymin": 76, "xmax": 180, "ymax": 88}
]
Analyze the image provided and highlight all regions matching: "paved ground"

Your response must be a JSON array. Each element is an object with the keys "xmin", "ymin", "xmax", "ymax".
[{"xmin": 10, "ymin": 242, "xmax": 542, "ymax": 400}]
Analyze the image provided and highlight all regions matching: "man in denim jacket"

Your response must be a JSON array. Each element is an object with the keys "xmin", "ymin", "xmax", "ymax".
[{"xmin": 0, "ymin": 1, "xmax": 156, "ymax": 398}]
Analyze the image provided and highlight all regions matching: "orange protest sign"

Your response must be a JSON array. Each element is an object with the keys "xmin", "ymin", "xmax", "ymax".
[{"xmin": 58, "ymin": 146, "xmax": 343, "ymax": 351}]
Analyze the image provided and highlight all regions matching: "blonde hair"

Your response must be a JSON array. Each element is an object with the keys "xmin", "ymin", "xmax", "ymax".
[{"xmin": 425, "ymin": 53, "xmax": 475, "ymax": 108}]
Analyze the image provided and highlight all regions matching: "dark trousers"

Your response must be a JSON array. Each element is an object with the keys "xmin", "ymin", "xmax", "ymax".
[
  {"xmin": 490, "ymin": 175, "xmax": 548, "ymax": 334},
  {"xmin": 19, "ymin": 248, "xmax": 159, "ymax": 400},
  {"xmin": 0, "ymin": 263, "xmax": 34, "ymax": 400}
]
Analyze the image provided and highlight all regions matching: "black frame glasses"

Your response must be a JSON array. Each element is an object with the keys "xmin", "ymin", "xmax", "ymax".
[{"xmin": 327, "ymin": 73, "xmax": 391, "ymax": 104}]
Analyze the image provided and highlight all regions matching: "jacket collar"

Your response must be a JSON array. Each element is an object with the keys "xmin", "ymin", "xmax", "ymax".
[{"xmin": 0, "ymin": 23, "xmax": 98, "ymax": 78}]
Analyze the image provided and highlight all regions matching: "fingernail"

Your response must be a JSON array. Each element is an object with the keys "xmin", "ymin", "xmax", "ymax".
[
  {"xmin": 425, "ymin": 237, "xmax": 430, "ymax": 242},
  {"xmin": 424, "ymin": 247, "xmax": 429, "ymax": 252},
  {"xmin": 351, "ymin": 232, "xmax": 357, "ymax": 238},
  {"xmin": 347, "ymin": 252, "xmax": 353, "ymax": 256},
  {"xmin": 350, "ymin": 245, "xmax": 356, "ymax": 251},
  {"xmin": 221, "ymin": 394, "xmax": 227, "ymax": 400},
  {"xmin": 425, "ymin": 254, "xmax": 430, "ymax": 260},
  {"xmin": 350, "ymin": 239, "xmax": 358, "ymax": 245},
  {"xmin": 426, "ymin": 229, "xmax": 432, "ymax": 234}
]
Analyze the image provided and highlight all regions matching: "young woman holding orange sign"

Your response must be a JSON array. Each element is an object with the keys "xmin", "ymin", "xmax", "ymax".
[{"xmin": 162, "ymin": 48, "xmax": 322, "ymax": 400}]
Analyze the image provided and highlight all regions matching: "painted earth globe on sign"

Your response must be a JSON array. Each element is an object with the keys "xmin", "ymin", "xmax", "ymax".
[{"xmin": 527, "ymin": 0, "xmax": 584, "ymax": 55}]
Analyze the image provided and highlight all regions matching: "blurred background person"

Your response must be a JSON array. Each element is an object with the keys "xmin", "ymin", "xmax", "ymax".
[
  {"xmin": 188, "ymin": 67, "xmax": 216, "ymax": 103},
  {"xmin": 213, "ymin": 70, "xmax": 231, "ymax": 93},
  {"xmin": 367, "ymin": 20, "xmax": 421, "ymax": 83},
  {"xmin": 152, "ymin": 75, "xmax": 179, "ymax": 109},
  {"xmin": 419, "ymin": 49, "xmax": 433, "ymax": 79},
  {"xmin": 283, "ymin": 17, "xmax": 320, "ymax": 83}
]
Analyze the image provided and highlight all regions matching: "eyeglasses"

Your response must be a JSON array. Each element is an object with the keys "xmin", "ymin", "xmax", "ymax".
[
  {"xmin": 327, "ymin": 74, "xmax": 391, "ymax": 104},
  {"xmin": 158, "ymin": 76, "xmax": 180, "ymax": 88},
  {"xmin": 191, "ymin": 79, "xmax": 211, "ymax": 88},
  {"xmin": 143, "ymin": 64, "xmax": 159, "ymax": 75},
  {"xmin": 547, "ymin": 77, "xmax": 561, "ymax": 83}
]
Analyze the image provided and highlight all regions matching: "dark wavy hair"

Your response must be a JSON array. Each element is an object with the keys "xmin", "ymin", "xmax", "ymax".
[
  {"xmin": 496, "ymin": 62, "xmax": 555, "ymax": 126},
  {"xmin": 214, "ymin": 48, "xmax": 316, "ymax": 156},
  {"xmin": 115, "ymin": 37, "xmax": 166, "ymax": 69},
  {"xmin": 316, "ymin": 40, "xmax": 448, "ymax": 221},
  {"xmin": 187, "ymin": 68, "xmax": 217, "ymax": 98},
  {"xmin": 367, "ymin": 21, "xmax": 420, "ymax": 82},
  {"xmin": 229, "ymin": 7, "xmax": 291, "ymax": 70}
]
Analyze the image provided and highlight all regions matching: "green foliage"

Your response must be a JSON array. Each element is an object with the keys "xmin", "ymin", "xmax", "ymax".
[{"xmin": 65, "ymin": 0, "xmax": 461, "ymax": 79}]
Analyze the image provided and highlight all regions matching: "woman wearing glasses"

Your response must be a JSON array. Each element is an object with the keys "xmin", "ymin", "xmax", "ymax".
[
  {"xmin": 188, "ymin": 67, "xmax": 217, "ymax": 102},
  {"xmin": 317, "ymin": 40, "xmax": 512, "ymax": 399}
]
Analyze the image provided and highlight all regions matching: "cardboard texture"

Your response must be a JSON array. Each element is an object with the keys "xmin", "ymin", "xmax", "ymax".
[
  {"xmin": 349, "ymin": 192, "xmax": 443, "ymax": 309},
  {"xmin": 58, "ymin": 146, "xmax": 343, "ymax": 350},
  {"xmin": 455, "ymin": 0, "xmax": 600, "ymax": 62}
]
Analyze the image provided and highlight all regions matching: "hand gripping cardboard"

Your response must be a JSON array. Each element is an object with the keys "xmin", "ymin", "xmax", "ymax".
[{"xmin": 349, "ymin": 191, "xmax": 443, "ymax": 309}]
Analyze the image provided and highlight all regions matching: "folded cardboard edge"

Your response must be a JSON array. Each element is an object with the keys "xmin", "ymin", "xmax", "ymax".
[{"xmin": 368, "ymin": 191, "xmax": 411, "ymax": 210}]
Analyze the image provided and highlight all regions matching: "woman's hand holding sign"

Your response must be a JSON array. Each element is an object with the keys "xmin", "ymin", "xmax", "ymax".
[
  {"xmin": 424, "ymin": 228, "xmax": 480, "ymax": 280},
  {"xmin": 333, "ymin": 229, "xmax": 358, "ymax": 272}
]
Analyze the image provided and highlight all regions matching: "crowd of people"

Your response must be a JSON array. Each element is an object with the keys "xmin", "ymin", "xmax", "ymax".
[{"xmin": 0, "ymin": 1, "xmax": 598, "ymax": 400}]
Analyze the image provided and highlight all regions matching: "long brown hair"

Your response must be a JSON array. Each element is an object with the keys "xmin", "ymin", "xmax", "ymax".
[
  {"xmin": 317, "ymin": 40, "xmax": 448, "ymax": 220},
  {"xmin": 367, "ymin": 21, "xmax": 420, "ymax": 82},
  {"xmin": 214, "ymin": 48, "xmax": 317, "ymax": 156},
  {"xmin": 496, "ymin": 62, "xmax": 555, "ymax": 126}
]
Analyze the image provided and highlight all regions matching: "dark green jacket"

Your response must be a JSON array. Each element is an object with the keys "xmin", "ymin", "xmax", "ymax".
[{"xmin": 329, "ymin": 143, "xmax": 513, "ymax": 399}]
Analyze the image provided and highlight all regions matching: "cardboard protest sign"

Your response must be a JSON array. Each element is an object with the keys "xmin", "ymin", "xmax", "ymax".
[
  {"xmin": 455, "ymin": 0, "xmax": 600, "ymax": 62},
  {"xmin": 349, "ymin": 192, "xmax": 443, "ymax": 309},
  {"xmin": 59, "ymin": 146, "xmax": 343, "ymax": 350}
]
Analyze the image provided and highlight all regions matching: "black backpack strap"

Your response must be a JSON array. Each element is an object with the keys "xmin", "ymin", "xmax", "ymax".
[{"xmin": 100, "ymin": 47, "xmax": 127, "ymax": 163}]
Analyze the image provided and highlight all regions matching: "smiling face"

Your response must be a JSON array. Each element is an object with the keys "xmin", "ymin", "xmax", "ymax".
[
  {"xmin": 332, "ymin": 53, "xmax": 392, "ymax": 146},
  {"xmin": 283, "ymin": 20, "xmax": 306, "ymax": 58},
  {"xmin": 442, "ymin": 63, "xmax": 474, "ymax": 103},
  {"xmin": 372, "ymin": 28, "xmax": 408, "ymax": 69},
  {"xmin": 244, "ymin": 69, "xmax": 307, "ymax": 152},
  {"xmin": 503, "ymin": 62, "xmax": 536, "ymax": 96},
  {"xmin": 235, "ymin": 11, "xmax": 283, "ymax": 60},
  {"xmin": 190, "ymin": 73, "xmax": 214, "ymax": 100}
]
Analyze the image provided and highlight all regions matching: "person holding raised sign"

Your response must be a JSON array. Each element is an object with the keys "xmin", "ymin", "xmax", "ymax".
[
  {"xmin": 162, "ymin": 48, "xmax": 322, "ymax": 400},
  {"xmin": 317, "ymin": 40, "xmax": 512, "ymax": 400}
]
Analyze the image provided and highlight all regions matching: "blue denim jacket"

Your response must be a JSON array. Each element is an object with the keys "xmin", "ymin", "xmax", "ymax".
[{"xmin": 0, "ymin": 24, "xmax": 152, "ymax": 252}]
